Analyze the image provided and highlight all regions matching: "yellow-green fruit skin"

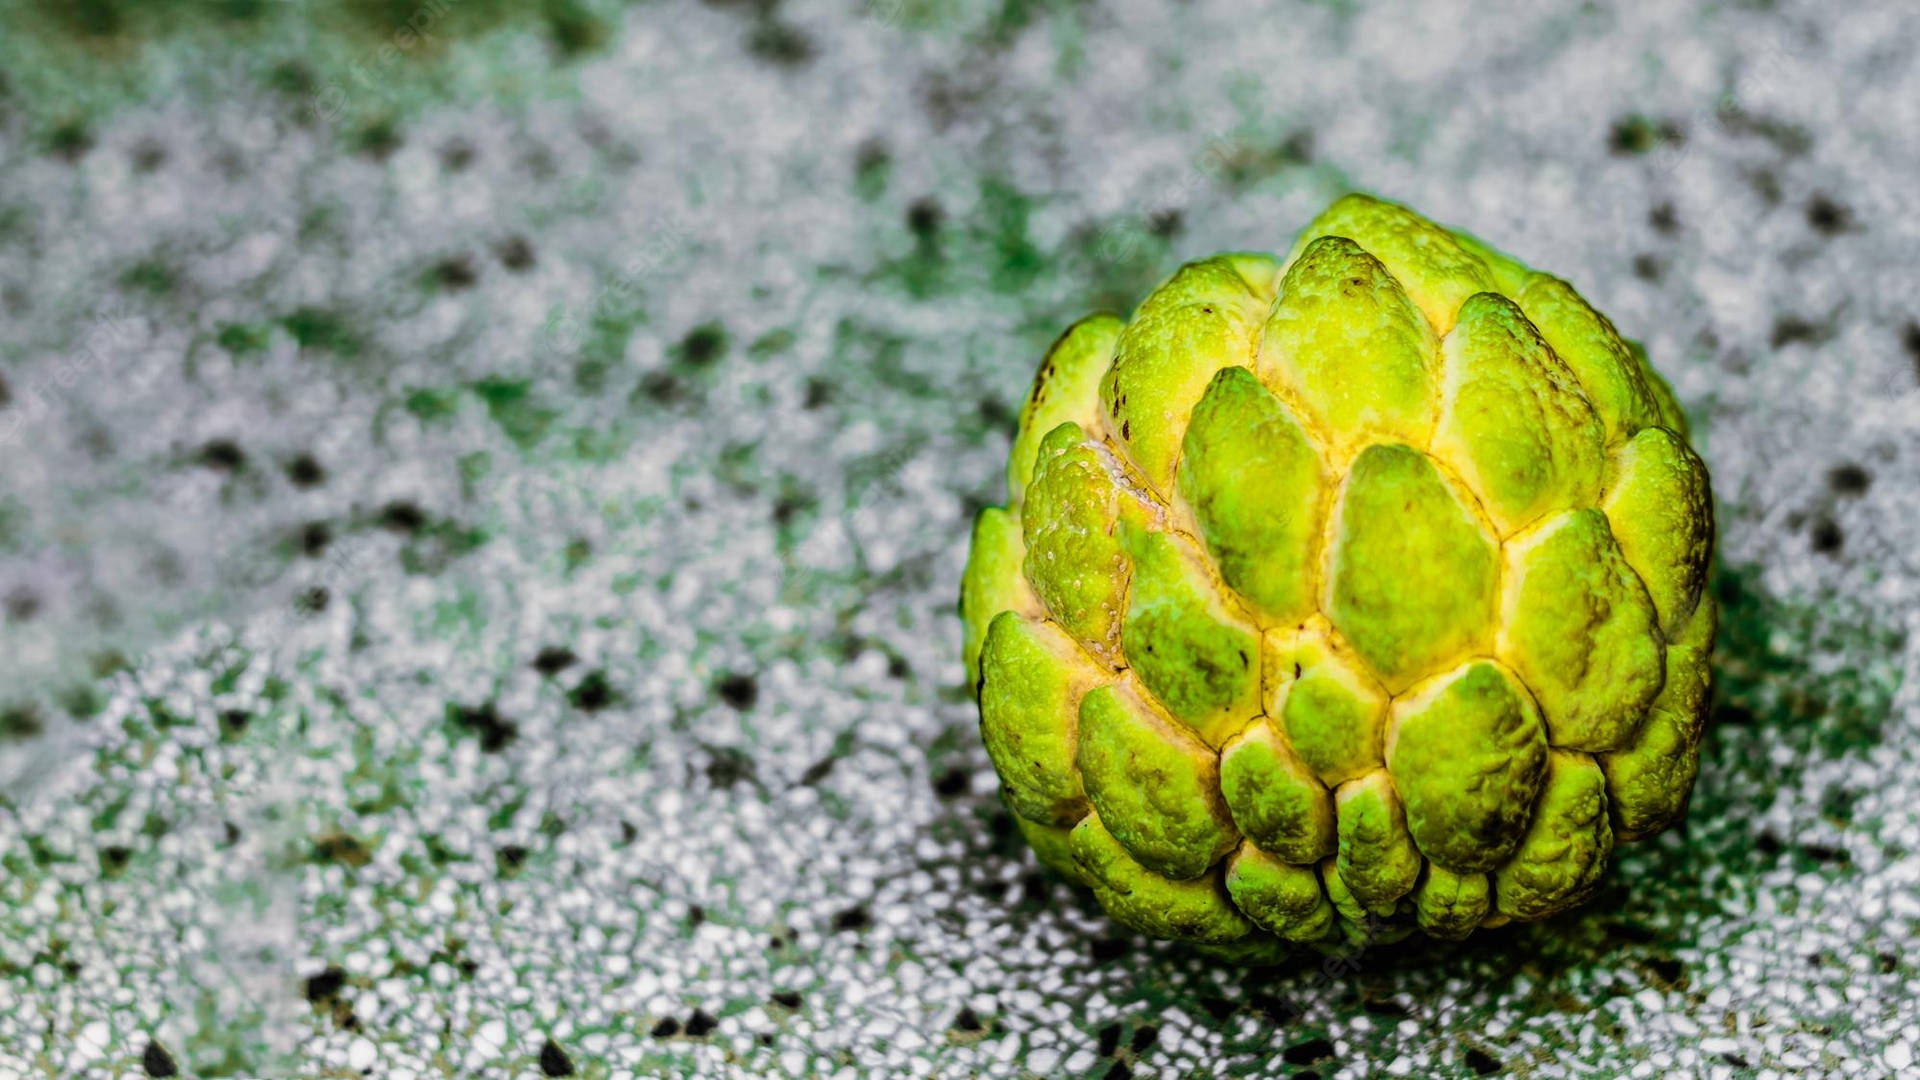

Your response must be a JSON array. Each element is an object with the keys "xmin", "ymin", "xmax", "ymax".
[{"xmin": 966, "ymin": 194, "xmax": 1715, "ymax": 952}]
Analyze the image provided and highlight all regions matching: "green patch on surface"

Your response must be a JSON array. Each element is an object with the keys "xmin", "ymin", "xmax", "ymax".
[
  {"xmin": 473, "ymin": 376, "xmax": 558, "ymax": 449},
  {"xmin": 403, "ymin": 386, "xmax": 462, "ymax": 423},
  {"xmin": 282, "ymin": 307, "xmax": 361, "ymax": 357},
  {"xmin": 216, "ymin": 322, "xmax": 273, "ymax": 356}
]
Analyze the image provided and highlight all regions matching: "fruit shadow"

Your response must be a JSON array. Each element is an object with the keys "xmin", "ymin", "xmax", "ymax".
[{"xmin": 924, "ymin": 556, "xmax": 1904, "ymax": 1044}]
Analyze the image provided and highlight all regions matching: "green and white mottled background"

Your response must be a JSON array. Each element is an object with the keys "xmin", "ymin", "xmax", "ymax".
[{"xmin": 0, "ymin": 1, "xmax": 1916, "ymax": 1077}]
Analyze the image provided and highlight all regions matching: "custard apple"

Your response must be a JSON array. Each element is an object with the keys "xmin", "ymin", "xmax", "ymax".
[{"xmin": 960, "ymin": 194, "xmax": 1715, "ymax": 954}]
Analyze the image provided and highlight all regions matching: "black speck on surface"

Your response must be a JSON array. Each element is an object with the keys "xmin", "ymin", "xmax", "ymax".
[
  {"xmin": 650, "ymin": 1017, "xmax": 680, "ymax": 1038},
  {"xmin": 952, "ymin": 1006, "xmax": 984, "ymax": 1033},
  {"xmin": 1097, "ymin": 1022, "xmax": 1122, "ymax": 1057},
  {"xmin": 932, "ymin": 766, "xmax": 970, "ymax": 797},
  {"xmin": 200, "ymin": 439, "xmax": 245, "ymax": 471},
  {"xmin": 748, "ymin": 20, "xmax": 815, "ymax": 66},
  {"xmin": 219, "ymin": 709, "xmax": 251, "ymax": 736},
  {"xmin": 285, "ymin": 453, "xmax": 326, "ymax": 487},
  {"xmin": 1645, "ymin": 956, "xmax": 1686, "ymax": 986},
  {"xmin": 772, "ymin": 989, "xmax": 803, "ymax": 1009},
  {"xmin": 451, "ymin": 702, "xmax": 517, "ymax": 753},
  {"xmin": 1091, "ymin": 937, "xmax": 1129, "ymax": 963},
  {"xmin": 1810, "ymin": 516, "xmax": 1844, "ymax": 555},
  {"xmin": 1806, "ymin": 194, "xmax": 1851, "ymax": 234},
  {"xmin": 1756, "ymin": 830, "xmax": 1784, "ymax": 855},
  {"xmin": 300, "ymin": 520, "xmax": 332, "ymax": 556},
  {"xmin": 433, "ymin": 255, "xmax": 478, "ymax": 289},
  {"xmin": 685, "ymin": 1009, "xmax": 718, "ymax": 1038},
  {"xmin": 1904, "ymin": 322, "xmax": 1920, "ymax": 382},
  {"xmin": 1770, "ymin": 316, "xmax": 1820, "ymax": 349},
  {"xmin": 294, "ymin": 586, "xmax": 330, "ymax": 613},
  {"xmin": 1198, "ymin": 996, "xmax": 1236, "ymax": 1023},
  {"xmin": 379, "ymin": 501, "xmax": 427, "ymax": 533},
  {"xmin": 832, "ymin": 904, "xmax": 871, "ymax": 932},
  {"xmin": 496, "ymin": 234, "xmax": 536, "ymax": 271},
  {"xmin": 1827, "ymin": 463, "xmax": 1871, "ymax": 495},
  {"xmin": 1130, "ymin": 1025, "xmax": 1158, "ymax": 1053},
  {"xmin": 1631, "ymin": 253, "xmax": 1663, "ymax": 281},
  {"xmin": 1101, "ymin": 1062, "xmax": 1132, "ymax": 1080},
  {"xmin": 538, "ymin": 1038, "xmax": 574, "ymax": 1076},
  {"xmin": 1464, "ymin": 1045, "xmax": 1502, "ymax": 1075},
  {"xmin": 906, "ymin": 196, "xmax": 944, "ymax": 237},
  {"xmin": 1648, "ymin": 202, "xmax": 1679, "ymax": 233},
  {"xmin": 1800, "ymin": 842, "xmax": 1851, "ymax": 864},
  {"xmin": 716, "ymin": 672, "xmax": 758, "ymax": 710},
  {"xmin": 704, "ymin": 746, "xmax": 758, "ymax": 788},
  {"xmin": 675, "ymin": 321, "xmax": 729, "ymax": 368},
  {"xmin": 141, "ymin": 1040, "xmax": 178, "ymax": 1078},
  {"xmin": 1251, "ymin": 983, "xmax": 1297, "ymax": 1014},
  {"xmin": 304, "ymin": 966, "xmax": 346, "ymax": 1003},
  {"xmin": 1283, "ymin": 1037, "xmax": 1334, "ymax": 1065},
  {"xmin": 567, "ymin": 669, "xmax": 615, "ymax": 711},
  {"xmin": 496, "ymin": 844, "xmax": 529, "ymax": 875},
  {"xmin": 532, "ymin": 646, "xmax": 577, "ymax": 675}
]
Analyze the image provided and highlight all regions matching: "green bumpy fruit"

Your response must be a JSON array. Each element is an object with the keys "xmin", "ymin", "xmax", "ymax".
[{"xmin": 961, "ymin": 194, "xmax": 1715, "ymax": 951}]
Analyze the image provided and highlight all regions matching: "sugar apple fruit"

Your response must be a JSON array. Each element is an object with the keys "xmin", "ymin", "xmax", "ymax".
[{"xmin": 960, "ymin": 194, "xmax": 1715, "ymax": 954}]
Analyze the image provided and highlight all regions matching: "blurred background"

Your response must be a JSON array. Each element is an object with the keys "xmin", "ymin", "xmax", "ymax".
[{"xmin": 0, "ymin": 0, "xmax": 1915, "ymax": 1076}]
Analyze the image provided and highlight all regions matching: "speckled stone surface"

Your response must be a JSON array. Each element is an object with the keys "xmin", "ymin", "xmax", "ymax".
[{"xmin": 0, "ymin": 1, "xmax": 1917, "ymax": 1077}]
